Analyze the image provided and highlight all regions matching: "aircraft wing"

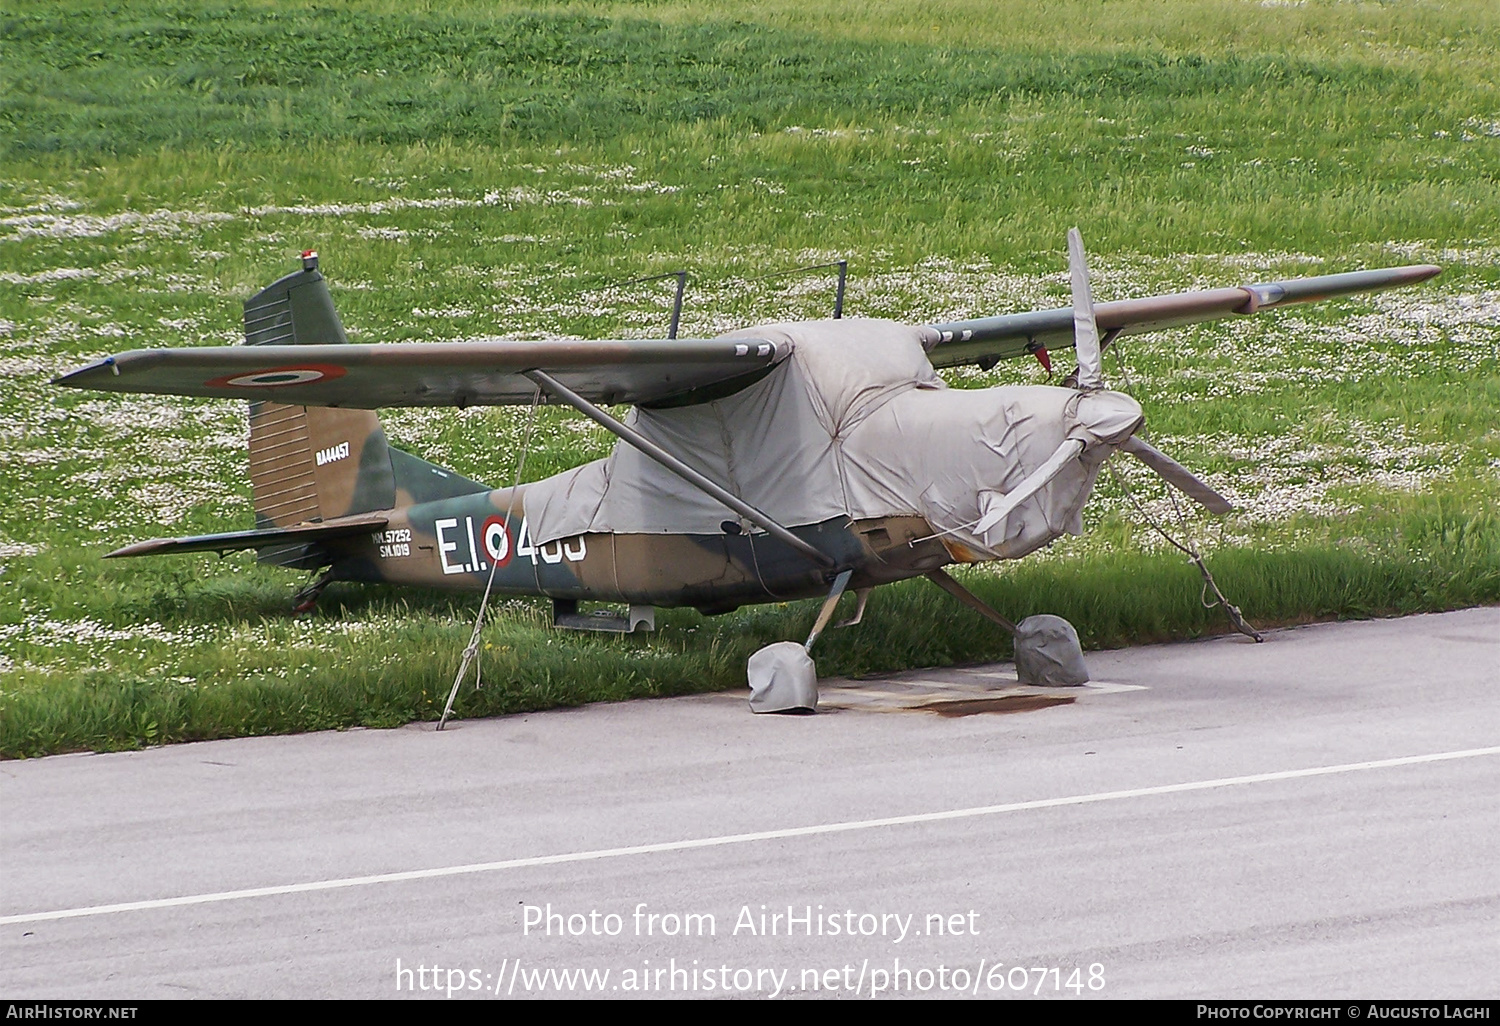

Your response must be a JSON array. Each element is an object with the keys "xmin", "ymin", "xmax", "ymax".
[
  {"xmin": 921, "ymin": 265, "xmax": 1441, "ymax": 369},
  {"xmin": 53, "ymin": 337, "xmax": 791, "ymax": 408}
]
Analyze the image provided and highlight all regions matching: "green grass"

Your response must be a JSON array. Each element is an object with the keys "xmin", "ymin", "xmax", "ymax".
[
  {"xmin": 6, "ymin": 486, "xmax": 1500, "ymax": 759},
  {"xmin": 2, "ymin": 0, "xmax": 1498, "ymax": 757},
  {"xmin": 0, "ymin": 5, "xmax": 1424, "ymax": 157}
]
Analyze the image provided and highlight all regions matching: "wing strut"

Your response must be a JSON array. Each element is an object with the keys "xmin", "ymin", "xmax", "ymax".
[{"xmin": 522, "ymin": 370, "xmax": 837, "ymax": 570}]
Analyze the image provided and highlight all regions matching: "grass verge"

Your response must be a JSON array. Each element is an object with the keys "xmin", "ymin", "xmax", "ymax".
[{"xmin": 1, "ymin": 0, "xmax": 1497, "ymax": 756}]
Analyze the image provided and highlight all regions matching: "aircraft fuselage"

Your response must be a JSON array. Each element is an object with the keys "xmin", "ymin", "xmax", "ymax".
[{"xmin": 322, "ymin": 484, "xmax": 954, "ymax": 613}]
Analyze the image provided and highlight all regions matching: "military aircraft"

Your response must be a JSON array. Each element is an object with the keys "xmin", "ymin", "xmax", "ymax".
[{"xmin": 54, "ymin": 238, "xmax": 1439, "ymax": 711}]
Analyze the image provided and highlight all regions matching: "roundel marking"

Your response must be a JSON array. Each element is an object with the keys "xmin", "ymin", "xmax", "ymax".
[
  {"xmin": 205, "ymin": 364, "xmax": 348, "ymax": 389},
  {"xmin": 481, "ymin": 516, "xmax": 512, "ymax": 567}
]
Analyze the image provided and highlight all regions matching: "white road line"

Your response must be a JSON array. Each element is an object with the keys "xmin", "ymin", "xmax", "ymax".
[{"xmin": 5, "ymin": 746, "xmax": 1497, "ymax": 926}]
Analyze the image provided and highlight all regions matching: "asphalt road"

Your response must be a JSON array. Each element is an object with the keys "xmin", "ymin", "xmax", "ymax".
[{"xmin": 3, "ymin": 608, "xmax": 1498, "ymax": 1000}]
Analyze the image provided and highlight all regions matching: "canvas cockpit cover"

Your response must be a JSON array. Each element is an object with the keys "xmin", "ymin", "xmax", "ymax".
[
  {"xmin": 523, "ymin": 319, "xmax": 935, "ymax": 541},
  {"xmin": 523, "ymin": 318, "xmax": 1138, "ymax": 561}
]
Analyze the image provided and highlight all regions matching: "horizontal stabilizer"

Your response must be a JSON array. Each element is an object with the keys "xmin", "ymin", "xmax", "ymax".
[
  {"xmin": 105, "ymin": 514, "xmax": 388, "ymax": 558},
  {"xmin": 55, "ymin": 337, "xmax": 791, "ymax": 409}
]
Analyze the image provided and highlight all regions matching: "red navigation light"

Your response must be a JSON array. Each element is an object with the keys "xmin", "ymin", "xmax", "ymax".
[{"xmin": 1027, "ymin": 343, "xmax": 1052, "ymax": 374}]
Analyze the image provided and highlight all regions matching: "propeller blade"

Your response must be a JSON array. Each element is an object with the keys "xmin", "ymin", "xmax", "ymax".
[
  {"xmin": 1120, "ymin": 435, "xmax": 1234, "ymax": 514},
  {"xmin": 974, "ymin": 438, "xmax": 1086, "ymax": 535},
  {"xmin": 1068, "ymin": 227, "xmax": 1104, "ymax": 391}
]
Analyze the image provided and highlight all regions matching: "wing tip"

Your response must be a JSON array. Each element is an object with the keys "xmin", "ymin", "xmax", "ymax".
[
  {"xmin": 103, "ymin": 540, "xmax": 166, "ymax": 558},
  {"xmin": 52, "ymin": 359, "xmax": 112, "ymax": 388}
]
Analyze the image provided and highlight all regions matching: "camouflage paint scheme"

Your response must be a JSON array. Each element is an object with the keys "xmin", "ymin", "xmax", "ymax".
[
  {"xmin": 61, "ymin": 255, "xmax": 1441, "ymax": 624},
  {"xmin": 94, "ymin": 259, "xmax": 961, "ymax": 617},
  {"xmin": 247, "ymin": 396, "xmax": 951, "ymax": 613},
  {"xmin": 336, "ymin": 490, "xmax": 946, "ymax": 613}
]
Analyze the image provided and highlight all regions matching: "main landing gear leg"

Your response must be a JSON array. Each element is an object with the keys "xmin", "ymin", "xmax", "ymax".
[
  {"xmin": 923, "ymin": 569, "xmax": 1089, "ymax": 686},
  {"xmin": 291, "ymin": 570, "xmax": 335, "ymax": 615},
  {"xmin": 747, "ymin": 569, "xmax": 852, "ymax": 714},
  {"xmin": 804, "ymin": 569, "xmax": 854, "ymax": 650},
  {"xmin": 923, "ymin": 569, "xmax": 1018, "ymax": 634}
]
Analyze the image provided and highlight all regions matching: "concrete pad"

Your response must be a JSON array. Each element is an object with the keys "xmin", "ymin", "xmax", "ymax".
[{"xmin": 3, "ymin": 608, "xmax": 1498, "ymax": 999}]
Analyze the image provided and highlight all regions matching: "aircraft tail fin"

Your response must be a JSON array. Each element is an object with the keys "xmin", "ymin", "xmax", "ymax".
[
  {"xmin": 242, "ymin": 252, "xmax": 398, "ymax": 545},
  {"xmin": 241, "ymin": 254, "xmax": 488, "ymax": 547}
]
